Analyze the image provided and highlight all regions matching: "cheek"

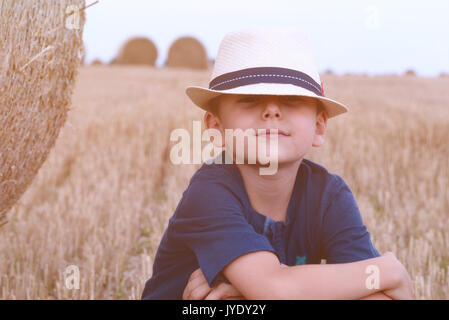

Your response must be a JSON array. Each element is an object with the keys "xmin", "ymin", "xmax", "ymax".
[
  {"xmin": 290, "ymin": 119, "xmax": 316, "ymax": 146},
  {"xmin": 222, "ymin": 113, "xmax": 255, "ymax": 131}
]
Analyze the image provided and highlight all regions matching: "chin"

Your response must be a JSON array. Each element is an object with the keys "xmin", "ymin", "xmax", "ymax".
[
  {"xmin": 231, "ymin": 141, "xmax": 305, "ymax": 165},
  {"xmin": 255, "ymin": 149, "xmax": 303, "ymax": 166}
]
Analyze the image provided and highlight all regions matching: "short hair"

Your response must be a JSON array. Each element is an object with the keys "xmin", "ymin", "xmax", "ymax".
[
  {"xmin": 206, "ymin": 95, "xmax": 221, "ymax": 118},
  {"xmin": 205, "ymin": 95, "xmax": 325, "ymax": 118},
  {"xmin": 316, "ymin": 100, "xmax": 325, "ymax": 115}
]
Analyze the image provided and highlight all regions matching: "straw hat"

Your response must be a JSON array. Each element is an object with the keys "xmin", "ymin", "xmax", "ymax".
[{"xmin": 185, "ymin": 27, "xmax": 348, "ymax": 118}]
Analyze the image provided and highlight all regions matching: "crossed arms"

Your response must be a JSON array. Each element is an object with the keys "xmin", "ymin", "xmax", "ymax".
[
  {"xmin": 177, "ymin": 173, "xmax": 414, "ymax": 300},
  {"xmin": 182, "ymin": 251, "xmax": 414, "ymax": 300}
]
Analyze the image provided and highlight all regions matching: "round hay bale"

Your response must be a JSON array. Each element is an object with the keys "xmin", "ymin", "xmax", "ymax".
[
  {"xmin": 0, "ymin": 0, "xmax": 86, "ymax": 227},
  {"xmin": 405, "ymin": 69, "xmax": 416, "ymax": 76},
  {"xmin": 90, "ymin": 58, "xmax": 104, "ymax": 66},
  {"xmin": 165, "ymin": 36, "xmax": 208, "ymax": 70},
  {"xmin": 113, "ymin": 37, "xmax": 158, "ymax": 66}
]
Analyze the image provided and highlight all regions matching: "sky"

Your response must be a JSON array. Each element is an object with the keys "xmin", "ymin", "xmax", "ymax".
[{"xmin": 82, "ymin": 0, "xmax": 449, "ymax": 77}]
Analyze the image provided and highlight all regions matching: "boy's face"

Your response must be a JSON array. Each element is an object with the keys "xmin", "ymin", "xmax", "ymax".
[{"xmin": 204, "ymin": 94, "xmax": 328, "ymax": 165}]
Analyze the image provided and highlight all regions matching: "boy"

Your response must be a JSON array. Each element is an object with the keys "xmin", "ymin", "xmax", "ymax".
[{"xmin": 141, "ymin": 28, "xmax": 413, "ymax": 300}]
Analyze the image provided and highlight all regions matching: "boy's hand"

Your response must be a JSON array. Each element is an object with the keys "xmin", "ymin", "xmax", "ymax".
[
  {"xmin": 381, "ymin": 252, "xmax": 415, "ymax": 300},
  {"xmin": 182, "ymin": 268, "xmax": 211, "ymax": 300},
  {"xmin": 204, "ymin": 281, "xmax": 245, "ymax": 300},
  {"xmin": 182, "ymin": 268, "xmax": 245, "ymax": 300}
]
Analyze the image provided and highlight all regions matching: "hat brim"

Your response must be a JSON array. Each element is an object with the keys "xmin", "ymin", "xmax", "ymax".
[{"xmin": 185, "ymin": 83, "xmax": 349, "ymax": 119}]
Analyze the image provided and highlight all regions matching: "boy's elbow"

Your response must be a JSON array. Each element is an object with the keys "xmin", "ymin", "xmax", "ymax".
[{"xmin": 222, "ymin": 251, "xmax": 290, "ymax": 300}]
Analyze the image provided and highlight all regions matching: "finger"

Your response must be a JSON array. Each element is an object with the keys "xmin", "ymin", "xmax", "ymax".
[
  {"xmin": 222, "ymin": 284, "xmax": 241, "ymax": 298},
  {"xmin": 205, "ymin": 283, "xmax": 228, "ymax": 300},
  {"xmin": 188, "ymin": 268, "xmax": 205, "ymax": 282},
  {"xmin": 187, "ymin": 283, "xmax": 213, "ymax": 300},
  {"xmin": 183, "ymin": 274, "xmax": 212, "ymax": 300},
  {"xmin": 183, "ymin": 273, "xmax": 206, "ymax": 300},
  {"xmin": 188, "ymin": 269, "xmax": 210, "ymax": 288},
  {"xmin": 184, "ymin": 280, "xmax": 212, "ymax": 300},
  {"xmin": 223, "ymin": 295, "xmax": 246, "ymax": 300},
  {"xmin": 205, "ymin": 283, "xmax": 241, "ymax": 300}
]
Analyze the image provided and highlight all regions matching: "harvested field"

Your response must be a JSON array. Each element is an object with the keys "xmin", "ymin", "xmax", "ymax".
[{"xmin": 1, "ymin": 65, "xmax": 448, "ymax": 299}]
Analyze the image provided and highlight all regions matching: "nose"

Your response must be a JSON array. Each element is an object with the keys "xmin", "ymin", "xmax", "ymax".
[{"xmin": 261, "ymin": 98, "xmax": 282, "ymax": 120}]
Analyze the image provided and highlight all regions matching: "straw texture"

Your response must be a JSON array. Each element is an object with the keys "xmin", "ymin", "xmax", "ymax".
[{"xmin": 0, "ymin": 0, "xmax": 86, "ymax": 227}]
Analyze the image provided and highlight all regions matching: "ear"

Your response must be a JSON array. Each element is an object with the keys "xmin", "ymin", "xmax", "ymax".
[
  {"xmin": 203, "ymin": 111, "xmax": 225, "ymax": 147},
  {"xmin": 203, "ymin": 111, "xmax": 222, "ymax": 131},
  {"xmin": 312, "ymin": 109, "xmax": 328, "ymax": 147}
]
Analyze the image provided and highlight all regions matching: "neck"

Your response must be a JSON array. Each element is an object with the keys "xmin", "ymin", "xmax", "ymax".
[{"xmin": 235, "ymin": 158, "xmax": 302, "ymax": 223}]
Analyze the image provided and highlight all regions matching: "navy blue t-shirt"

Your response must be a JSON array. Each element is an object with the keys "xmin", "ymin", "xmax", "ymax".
[{"xmin": 141, "ymin": 151, "xmax": 380, "ymax": 299}]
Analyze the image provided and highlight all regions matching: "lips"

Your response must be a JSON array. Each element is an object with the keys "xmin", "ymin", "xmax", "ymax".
[{"xmin": 256, "ymin": 128, "xmax": 291, "ymax": 136}]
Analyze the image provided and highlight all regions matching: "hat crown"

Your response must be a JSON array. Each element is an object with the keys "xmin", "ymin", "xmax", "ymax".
[
  {"xmin": 211, "ymin": 27, "xmax": 321, "ymax": 85},
  {"xmin": 185, "ymin": 27, "xmax": 349, "ymax": 119}
]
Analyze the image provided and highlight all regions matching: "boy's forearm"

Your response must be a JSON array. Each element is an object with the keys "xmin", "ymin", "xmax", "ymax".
[
  {"xmin": 272, "ymin": 256, "xmax": 397, "ymax": 300},
  {"xmin": 359, "ymin": 291, "xmax": 392, "ymax": 300}
]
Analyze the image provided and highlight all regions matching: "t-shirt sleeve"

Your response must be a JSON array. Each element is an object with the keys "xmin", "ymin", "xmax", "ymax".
[
  {"xmin": 320, "ymin": 175, "xmax": 381, "ymax": 264},
  {"xmin": 168, "ymin": 169, "xmax": 280, "ymax": 288}
]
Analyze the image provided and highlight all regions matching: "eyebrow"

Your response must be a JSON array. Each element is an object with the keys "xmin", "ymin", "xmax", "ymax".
[{"xmin": 236, "ymin": 95, "xmax": 259, "ymax": 100}]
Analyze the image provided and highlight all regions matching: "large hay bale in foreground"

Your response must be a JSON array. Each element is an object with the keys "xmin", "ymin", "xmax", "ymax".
[
  {"xmin": 165, "ymin": 36, "xmax": 208, "ymax": 70},
  {"xmin": 113, "ymin": 37, "xmax": 158, "ymax": 66},
  {"xmin": 0, "ymin": 0, "xmax": 86, "ymax": 227}
]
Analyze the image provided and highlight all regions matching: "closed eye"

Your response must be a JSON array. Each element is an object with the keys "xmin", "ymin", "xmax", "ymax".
[
  {"xmin": 237, "ymin": 96, "xmax": 259, "ymax": 103},
  {"xmin": 281, "ymin": 95, "xmax": 303, "ymax": 102}
]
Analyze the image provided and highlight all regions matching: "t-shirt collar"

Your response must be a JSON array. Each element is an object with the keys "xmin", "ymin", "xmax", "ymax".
[{"xmin": 220, "ymin": 150, "xmax": 303, "ymax": 228}]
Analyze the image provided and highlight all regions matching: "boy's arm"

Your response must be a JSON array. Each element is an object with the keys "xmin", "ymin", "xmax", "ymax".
[
  {"xmin": 183, "ymin": 263, "xmax": 396, "ymax": 300},
  {"xmin": 222, "ymin": 250, "xmax": 409, "ymax": 300},
  {"xmin": 359, "ymin": 292, "xmax": 392, "ymax": 300}
]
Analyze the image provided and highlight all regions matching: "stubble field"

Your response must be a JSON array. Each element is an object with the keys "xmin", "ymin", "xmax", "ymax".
[{"xmin": 1, "ymin": 66, "xmax": 448, "ymax": 299}]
